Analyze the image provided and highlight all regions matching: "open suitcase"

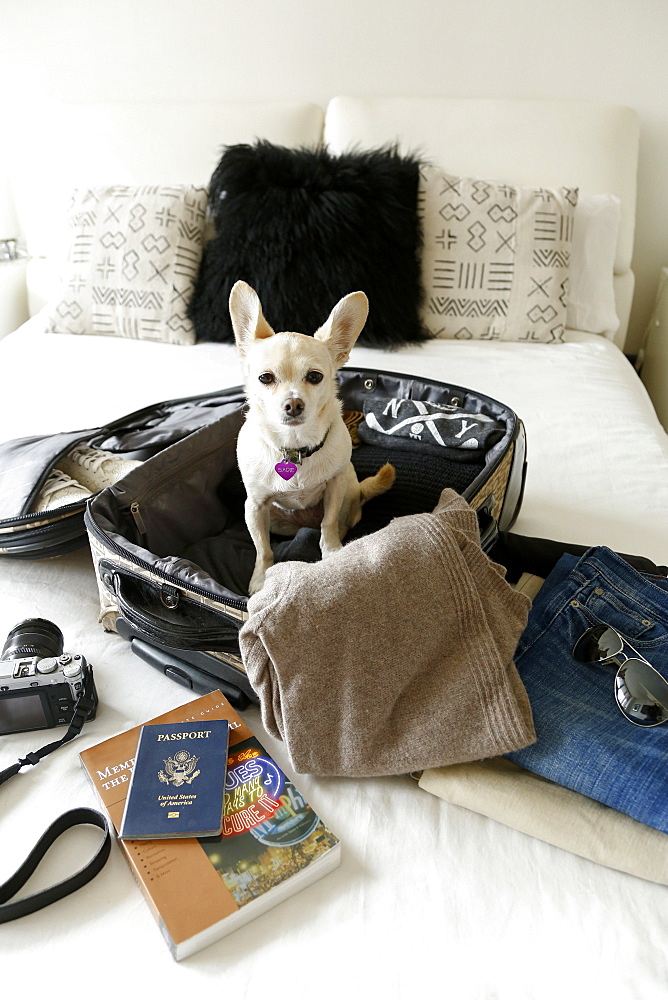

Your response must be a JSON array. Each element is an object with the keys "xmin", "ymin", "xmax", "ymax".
[{"xmin": 0, "ymin": 368, "xmax": 527, "ymax": 707}]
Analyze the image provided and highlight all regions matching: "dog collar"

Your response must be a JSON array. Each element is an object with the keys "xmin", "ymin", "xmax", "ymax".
[
  {"xmin": 282, "ymin": 428, "xmax": 330, "ymax": 466},
  {"xmin": 275, "ymin": 429, "xmax": 330, "ymax": 480}
]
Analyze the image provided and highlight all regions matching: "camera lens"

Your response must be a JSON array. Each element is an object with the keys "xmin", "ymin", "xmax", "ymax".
[{"xmin": 1, "ymin": 618, "xmax": 64, "ymax": 661}]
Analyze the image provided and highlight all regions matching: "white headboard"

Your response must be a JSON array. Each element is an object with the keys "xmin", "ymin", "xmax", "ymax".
[
  {"xmin": 3, "ymin": 99, "xmax": 325, "ymax": 315},
  {"xmin": 4, "ymin": 96, "xmax": 639, "ymax": 349},
  {"xmin": 324, "ymin": 97, "xmax": 639, "ymax": 349}
]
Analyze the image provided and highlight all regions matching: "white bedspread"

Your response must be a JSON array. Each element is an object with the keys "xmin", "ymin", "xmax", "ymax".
[{"xmin": 1, "ymin": 319, "xmax": 667, "ymax": 999}]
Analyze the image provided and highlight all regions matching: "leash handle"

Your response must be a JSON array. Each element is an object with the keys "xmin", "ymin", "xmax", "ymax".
[{"xmin": 0, "ymin": 807, "xmax": 111, "ymax": 922}]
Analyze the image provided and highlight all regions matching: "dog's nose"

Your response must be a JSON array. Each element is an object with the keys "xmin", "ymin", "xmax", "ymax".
[{"xmin": 283, "ymin": 397, "xmax": 305, "ymax": 418}]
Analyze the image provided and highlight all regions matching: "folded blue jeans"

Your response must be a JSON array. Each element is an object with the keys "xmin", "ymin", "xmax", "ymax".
[{"xmin": 507, "ymin": 546, "xmax": 668, "ymax": 834}]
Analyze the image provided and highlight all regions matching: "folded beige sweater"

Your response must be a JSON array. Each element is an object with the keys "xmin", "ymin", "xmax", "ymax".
[{"xmin": 239, "ymin": 489, "xmax": 536, "ymax": 776}]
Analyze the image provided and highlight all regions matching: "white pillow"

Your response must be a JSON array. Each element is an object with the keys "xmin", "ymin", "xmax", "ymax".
[
  {"xmin": 567, "ymin": 194, "xmax": 621, "ymax": 335},
  {"xmin": 419, "ymin": 164, "xmax": 578, "ymax": 343},
  {"xmin": 46, "ymin": 185, "xmax": 208, "ymax": 345}
]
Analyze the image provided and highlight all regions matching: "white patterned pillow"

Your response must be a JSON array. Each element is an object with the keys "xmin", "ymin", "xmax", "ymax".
[
  {"xmin": 419, "ymin": 165, "xmax": 578, "ymax": 343},
  {"xmin": 47, "ymin": 185, "xmax": 208, "ymax": 345}
]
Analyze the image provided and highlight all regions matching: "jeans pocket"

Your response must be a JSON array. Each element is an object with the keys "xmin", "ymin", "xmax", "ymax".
[
  {"xmin": 580, "ymin": 587, "xmax": 668, "ymax": 650},
  {"xmin": 516, "ymin": 599, "xmax": 595, "ymax": 667}
]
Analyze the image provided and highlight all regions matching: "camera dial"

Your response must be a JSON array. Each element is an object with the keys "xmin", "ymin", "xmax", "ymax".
[{"xmin": 35, "ymin": 658, "xmax": 59, "ymax": 674}]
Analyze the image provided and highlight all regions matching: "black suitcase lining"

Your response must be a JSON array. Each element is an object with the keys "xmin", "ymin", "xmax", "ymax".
[
  {"xmin": 90, "ymin": 371, "xmax": 520, "ymax": 600},
  {"xmin": 97, "ymin": 429, "xmax": 491, "ymax": 599}
]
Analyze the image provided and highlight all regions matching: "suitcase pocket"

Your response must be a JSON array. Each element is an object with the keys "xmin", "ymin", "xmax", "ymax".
[{"xmin": 104, "ymin": 564, "xmax": 242, "ymax": 652}]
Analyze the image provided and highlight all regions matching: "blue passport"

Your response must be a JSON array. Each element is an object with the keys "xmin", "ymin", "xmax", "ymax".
[{"xmin": 119, "ymin": 719, "xmax": 229, "ymax": 839}]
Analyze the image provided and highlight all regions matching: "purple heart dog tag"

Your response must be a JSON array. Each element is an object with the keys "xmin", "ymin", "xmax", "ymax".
[{"xmin": 275, "ymin": 461, "xmax": 298, "ymax": 481}]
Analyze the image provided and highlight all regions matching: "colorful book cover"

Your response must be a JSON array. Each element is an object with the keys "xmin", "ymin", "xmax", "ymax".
[
  {"xmin": 119, "ymin": 720, "xmax": 230, "ymax": 839},
  {"xmin": 79, "ymin": 690, "xmax": 340, "ymax": 960}
]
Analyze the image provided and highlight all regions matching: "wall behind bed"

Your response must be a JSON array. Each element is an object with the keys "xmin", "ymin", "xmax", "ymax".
[{"xmin": 1, "ymin": 0, "xmax": 666, "ymax": 356}]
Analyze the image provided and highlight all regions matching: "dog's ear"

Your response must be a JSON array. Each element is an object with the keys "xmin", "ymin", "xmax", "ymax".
[
  {"xmin": 229, "ymin": 280, "xmax": 275, "ymax": 357},
  {"xmin": 314, "ymin": 291, "xmax": 369, "ymax": 366}
]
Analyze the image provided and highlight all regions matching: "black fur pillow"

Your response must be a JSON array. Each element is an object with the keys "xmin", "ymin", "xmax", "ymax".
[{"xmin": 188, "ymin": 142, "xmax": 429, "ymax": 348}]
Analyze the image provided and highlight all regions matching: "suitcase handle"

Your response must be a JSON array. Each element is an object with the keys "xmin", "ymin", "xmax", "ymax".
[{"xmin": 110, "ymin": 569, "xmax": 243, "ymax": 652}]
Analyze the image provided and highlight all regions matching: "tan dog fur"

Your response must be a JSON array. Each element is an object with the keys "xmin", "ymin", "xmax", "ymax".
[{"xmin": 229, "ymin": 280, "xmax": 395, "ymax": 595}]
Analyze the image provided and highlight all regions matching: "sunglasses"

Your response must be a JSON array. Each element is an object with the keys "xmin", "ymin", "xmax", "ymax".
[{"xmin": 573, "ymin": 623, "xmax": 668, "ymax": 728}]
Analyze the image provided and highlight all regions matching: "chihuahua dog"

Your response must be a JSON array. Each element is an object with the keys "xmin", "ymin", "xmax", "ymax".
[{"xmin": 229, "ymin": 280, "xmax": 395, "ymax": 595}]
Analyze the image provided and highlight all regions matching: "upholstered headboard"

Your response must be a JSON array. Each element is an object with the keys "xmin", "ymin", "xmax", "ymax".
[
  {"xmin": 4, "ymin": 99, "xmax": 325, "ymax": 314},
  {"xmin": 4, "ymin": 96, "xmax": 639, "ymax": 349},
  {"xmin": 324, "ymin": 97, "xmax": 639, "ymax": 349}
]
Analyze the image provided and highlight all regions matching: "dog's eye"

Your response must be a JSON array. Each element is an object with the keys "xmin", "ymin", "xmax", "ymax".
[
  {"xmin": 258, "ymin": 372, "xmax": 275, "ymax": 385},
  {"xmin": 305, "ymin": 370, "xmax": 324, "ymax": 385}
]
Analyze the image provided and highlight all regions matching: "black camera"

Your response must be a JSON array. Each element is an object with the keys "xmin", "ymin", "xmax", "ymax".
[{"xmin": 0, "ymin": 619, "xmax": 98, "ymax": 735}]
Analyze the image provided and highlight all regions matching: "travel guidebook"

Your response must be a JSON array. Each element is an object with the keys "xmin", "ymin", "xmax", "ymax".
[{"xmin": 79, "ymin": 690, "xmax": 341, "ymax": 960}]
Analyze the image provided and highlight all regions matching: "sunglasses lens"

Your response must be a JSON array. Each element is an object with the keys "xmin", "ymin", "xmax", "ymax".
[
  {"xmin": 573, "ymin": 624, "xmax": 623, "ymax": 663},
  {"xmin": 615, "ymin": 659, "xmax": 668, "ymax": 727}
]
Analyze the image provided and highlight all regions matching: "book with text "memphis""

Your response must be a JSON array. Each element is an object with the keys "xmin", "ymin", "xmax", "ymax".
[{"xmin": 79, "ymin": 690, "xmax": 340, "ymax": 960}]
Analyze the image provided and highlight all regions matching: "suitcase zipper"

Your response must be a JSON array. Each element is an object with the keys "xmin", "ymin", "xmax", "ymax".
[
  {"xmin": 129, "ymin": 502, "xmax": 146, "ymax": 535},
  {"xmin": 0, "ymin": 501, "xmax": 88, "ymax": 531}
]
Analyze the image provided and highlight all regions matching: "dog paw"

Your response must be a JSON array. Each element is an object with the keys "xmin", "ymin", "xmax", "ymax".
[
  {"xmin": 320, "ymin": 541, "xmax": 343, "ymax": 560},
  {"xmin": 248, "ymin": 567, "xmax": 268, "ymax": 595}
]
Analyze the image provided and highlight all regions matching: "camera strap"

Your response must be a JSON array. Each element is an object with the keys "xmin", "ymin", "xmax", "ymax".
[
  {"xmin": 0, "ymin": 667, "xmax": 111, "ymax": 921},
  {"xmin": 0, "ymin": 807, "xmax": 111, "ymax": 922},
  {"xmin": 0, "ymin": 669, "xmax": 97, "ymax": 787}
]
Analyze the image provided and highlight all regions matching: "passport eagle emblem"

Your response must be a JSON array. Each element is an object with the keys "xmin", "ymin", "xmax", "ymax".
[{"xmin": 159, "ymin": 749, "xmax": 201, "ymax": 787}]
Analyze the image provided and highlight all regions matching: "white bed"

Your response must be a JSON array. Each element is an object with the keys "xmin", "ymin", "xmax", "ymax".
[
  {"xmin": 1, "ymin": 97, "xmax": 667, "ymax": 999},
  {"xmin": 3, "ymin": 317, "xmax": 668, "ymax": 564}
]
